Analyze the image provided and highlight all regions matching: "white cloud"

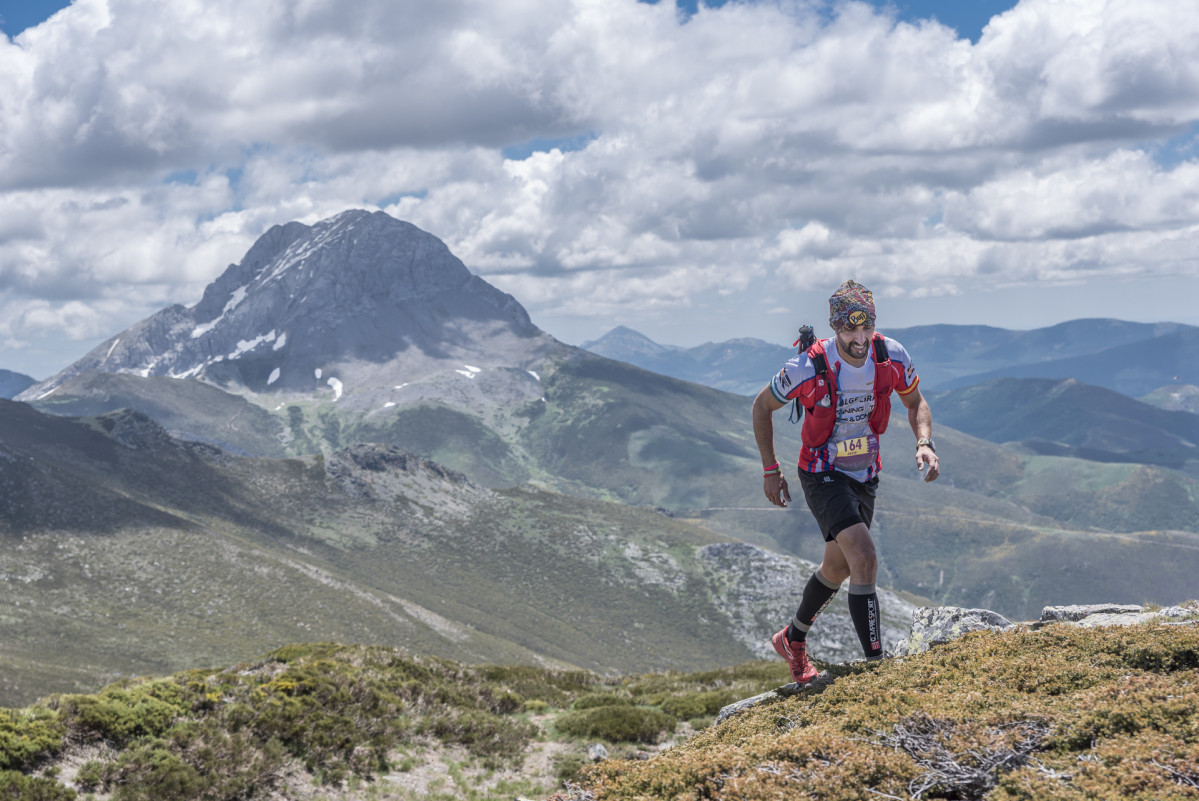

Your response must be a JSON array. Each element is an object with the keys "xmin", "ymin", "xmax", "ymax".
[{"xmin": 2, "ymin": 0, "xmax": 1199, "ymax": 376}]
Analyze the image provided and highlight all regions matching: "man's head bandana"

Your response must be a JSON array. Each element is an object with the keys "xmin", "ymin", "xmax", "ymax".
[{"xmin": 828, "ymin": 280, "xmax": 876, "ymax": 332}]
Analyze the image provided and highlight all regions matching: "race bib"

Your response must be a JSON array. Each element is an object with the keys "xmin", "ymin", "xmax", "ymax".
[{"xmin": 830, "ymin": 434, "xmax": 879, "ymax": 470}]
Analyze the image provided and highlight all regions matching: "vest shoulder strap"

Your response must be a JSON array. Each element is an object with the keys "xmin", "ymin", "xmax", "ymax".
[
  {"xmin": 811, "ymin": 349, "xmax": 830, "ymax": 376},
  {"xmin": 872, "ymin": 333, "xmax": 890, "ymax": 364}
]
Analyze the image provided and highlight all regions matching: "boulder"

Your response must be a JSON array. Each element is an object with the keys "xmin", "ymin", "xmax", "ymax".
[{"xmin": 893, "ymin": 607, "xmax": 1015, "ymax": 657}]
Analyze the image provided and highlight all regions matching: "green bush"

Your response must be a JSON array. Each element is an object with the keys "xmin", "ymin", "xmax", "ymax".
[
  {"xmin": 85, "ymin": 721, "xmax": 287, "ymax": 801},
  {"xmin": 554, "ymin": 752, "xmax": 589, "ymax": 784},
  {"xmin": 572, "ymin": 693, "xmax": 632, "ymax": 711},
  {"xmin": 659, "ymin": 690, "xmax": 738, "ymax": 720},
  {"xmin": 555, "ymin": 705, "xmax": 676, "ymax": 743},
  {"xmin": 268, "ymin": 643, "xmax": 342, "ymax": 663},
  {"xmin": 101, "ymin": 744, "xmax": 205, "ymax": 801},
  {"xmin": 0, "ymin": 770, "xmax": 76, "ymax": 801},
  {"xmin": 424, "ymin": 709, "xmax": 538, "ymax": 765},
  {"xmin": 0, "ymin": 708, "xmax": 66, "ymax": 770},
  {"xmin": 56, "ymin": 681, "xmax": 187, "ymax": 746}
]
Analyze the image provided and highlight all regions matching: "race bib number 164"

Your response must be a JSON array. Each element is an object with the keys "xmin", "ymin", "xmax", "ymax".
[{"xmin": 832, "ymin": 434, "xmax": 879, "ymax": 463}]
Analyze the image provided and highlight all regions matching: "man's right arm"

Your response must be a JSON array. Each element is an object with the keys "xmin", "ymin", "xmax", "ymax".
[{"xmin": 752, "ymin": 386, "xmax": 791, "ymax": 507}]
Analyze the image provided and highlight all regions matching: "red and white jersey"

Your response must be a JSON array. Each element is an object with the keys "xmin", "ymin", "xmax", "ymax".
[{"xmin": 768, "ymin": 336, "xmax": 919, "ymax": 480}]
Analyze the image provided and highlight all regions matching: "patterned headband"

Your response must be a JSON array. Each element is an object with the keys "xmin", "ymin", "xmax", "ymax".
[{"xmin": 828, "ymin": 280, "xmax": 875, "ymax": 331}]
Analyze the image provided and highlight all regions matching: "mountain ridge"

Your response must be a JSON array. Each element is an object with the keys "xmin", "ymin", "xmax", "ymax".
[{"xmin": 580, "ymin": 319, "xmax": 1199, "ymax": 397}]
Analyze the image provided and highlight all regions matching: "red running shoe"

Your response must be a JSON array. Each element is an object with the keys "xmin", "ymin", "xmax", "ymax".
[{"xmin": 772, "ymin": 627, "xmax": 818, "ymax": 684}]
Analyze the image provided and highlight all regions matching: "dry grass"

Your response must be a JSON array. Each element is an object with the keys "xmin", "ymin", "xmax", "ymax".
[{"xmin": 556, "ymin": 621, "xmax": 1199, "ymax": 801}]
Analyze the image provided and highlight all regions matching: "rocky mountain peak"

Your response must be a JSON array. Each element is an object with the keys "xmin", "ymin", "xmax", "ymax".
[{"xmin": 22, "ymin": 211, "xmax": 554, "ymax": 402}]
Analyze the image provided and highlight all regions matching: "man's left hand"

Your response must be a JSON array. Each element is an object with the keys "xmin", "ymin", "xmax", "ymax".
[{"xmin": 916, "ymin": 445, "xmax": 939, "ymax": 482}]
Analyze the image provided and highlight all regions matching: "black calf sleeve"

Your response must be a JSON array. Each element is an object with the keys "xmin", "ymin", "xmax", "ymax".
[
  {"xmin": 788, "ymin": 569, "xmax": 841, "ymax": 642},
  {"xmin": 847, "ymin": 583, "xmax": 883, "ymax": 658}
]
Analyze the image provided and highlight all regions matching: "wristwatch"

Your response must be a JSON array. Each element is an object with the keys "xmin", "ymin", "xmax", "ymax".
[{"xmin": 916, "ymin": 437, "xmax": 936, "ymax": 452}]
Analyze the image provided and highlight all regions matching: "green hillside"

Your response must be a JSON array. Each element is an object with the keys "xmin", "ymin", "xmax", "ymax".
[
  {"xmin": 2, "ymin": 400, "xmax": 926, "ymax": 708},
  {"xmin": 23, "ymin": 349, "xmax": 1199, "ymax": 628}
]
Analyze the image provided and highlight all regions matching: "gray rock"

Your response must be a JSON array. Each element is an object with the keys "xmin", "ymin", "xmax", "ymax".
[
  {"xmin": 715, "ymin": 674, "xmax": 832, "ymax": 724},
  {"xmin": 587, "ymin": 743, "xmax": 609, "ymax": 762},
  {"xmin": 1039, "ymin": 604, "xmax": 1144, "ymax": 622},
  {"xmin": 893, "ymin": 606, "xmax": 1015, "ymax": 657},
  {"xmin": 697, "ymin": 542, "xmax": 916, "ymax": 666},
  {"xmin": 1040, "ymin": 604, "xmax": 1199, "ymax": 629}
]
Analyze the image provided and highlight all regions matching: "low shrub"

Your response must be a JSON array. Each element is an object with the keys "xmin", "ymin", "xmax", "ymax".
[
  {"xmin": 55, "ymin": 681, "xmax": 187, "ymax": 746},
  {"xmin": 554, "ymin": 752, "xmax": 589, "ymax": 785},
  {"xmin": 82, "ymin": 720, "xmax": 287, "ymax": 800},
  {"xmin": 659, "ymin": 690, "xmax": 738, "ymax": 720},
  {"xmin": 424, "ymin": 709, "xmax": 537, "ymax": 765},
  {"xmin": 0, "ymin": 708, "xmax": 66, "ymax": 770},
  {"xmin": 572, "ymin": 694, "xmax": 632, "ymax": 711},
  {"xmin": 555, "ymin": 705, "xmax": 676, "ymax": 743},
  {"xmin": 0, "ymin": 770, "xmax": 76, "ymax": 800}
]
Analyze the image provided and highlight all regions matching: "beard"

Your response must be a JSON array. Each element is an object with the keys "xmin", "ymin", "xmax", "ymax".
[{"xmin": 843, "ymin": 339, "xmax": 869, "ymax": 358}]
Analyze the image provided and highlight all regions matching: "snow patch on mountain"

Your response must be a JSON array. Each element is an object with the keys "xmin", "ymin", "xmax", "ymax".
[
  {"xmin": 192, "ymin": 286, "xmax": 248, "ymax": 339},
  {"xmin": 228, "ymin": 331, "xmax": 277, "ymax": 360}
]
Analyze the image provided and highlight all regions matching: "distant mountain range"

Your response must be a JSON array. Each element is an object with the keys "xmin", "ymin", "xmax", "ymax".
[
  {"xmin": 581, "ymin": 319, "xmax": 1199, "ymax": 398},
  {"xmin": 0, "ymin": 368, "xmax": 35, "ymax": 399},
  {"xmin": 930, "ymin": 377, "xmax": 1199, "ymax": 471},
  {"xmin": 4, "ymin": 209, "xmax": 1199, "ymax": 703}
]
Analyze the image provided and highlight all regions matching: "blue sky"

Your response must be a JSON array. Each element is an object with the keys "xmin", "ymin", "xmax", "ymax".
[
  {"xmin": 5, "ymin": 0, "xmax": 1016, "ymax": 44},
  {"xmin": 658, "ymin": 0, "xmax": 1015, "ymax": 42},
  {"xmin": 0, "ymin": 0, "xmax": 69, "ymax": 36},
  {"xmin": 2, "ymin": 0, "xmax": 1197, "ymax": 378}
]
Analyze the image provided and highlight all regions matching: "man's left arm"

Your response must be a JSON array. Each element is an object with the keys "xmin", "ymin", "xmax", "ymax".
[{"xmin": 899, "ymin": 385, "xmax": 940, "ymax": 482}]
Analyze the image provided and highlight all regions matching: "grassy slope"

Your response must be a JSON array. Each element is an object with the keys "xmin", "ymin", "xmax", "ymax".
[
  {"xmin": 2, "ymin": 620, "xmax": 1195, "ymax": 800},
  {"xmin": 571, "ymin": 619, "xmax": 1199, "ymax": 801}
]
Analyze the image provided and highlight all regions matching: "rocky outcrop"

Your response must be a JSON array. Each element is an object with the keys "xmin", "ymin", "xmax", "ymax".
[
  {"xmin": 896, "ymin": 603, "xmax": 1199, "ymax": 657},
  {"xmin": 1036, "ymin": 603, "xmax": 1199, "ymax": 628},
  {"xmin": 698, "ymin": 542, "xmax": 916, "ymax": 666},
  {"xmin": 893, "ymin": 606, "xmax": 1015, "ymax": 657}
]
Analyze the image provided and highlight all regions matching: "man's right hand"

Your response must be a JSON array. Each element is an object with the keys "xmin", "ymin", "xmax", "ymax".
[{"xmin": 764, "ymin": 474, "xmax": 791, "ymax": 508}]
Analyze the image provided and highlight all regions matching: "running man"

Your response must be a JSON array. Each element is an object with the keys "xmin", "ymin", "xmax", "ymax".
[{"xmin": 752, "ymin": 280, "xmax": 940, "ymax": 683}]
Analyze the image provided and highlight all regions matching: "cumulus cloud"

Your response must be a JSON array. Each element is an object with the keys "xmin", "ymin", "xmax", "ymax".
[{"xmin": 2, "ymin": 0, "xmax": 1199, "ymax": 374}]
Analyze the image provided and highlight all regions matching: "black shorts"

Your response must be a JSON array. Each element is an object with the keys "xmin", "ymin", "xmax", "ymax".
[{"xmin": 797, "ymin": 469, "xmax": 879, "ymax": 542}]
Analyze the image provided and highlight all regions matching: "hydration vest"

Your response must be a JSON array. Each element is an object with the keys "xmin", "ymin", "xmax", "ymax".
[{"xmin": 796, "ymin": 333, "xmax": 896, "ymax": 449}]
